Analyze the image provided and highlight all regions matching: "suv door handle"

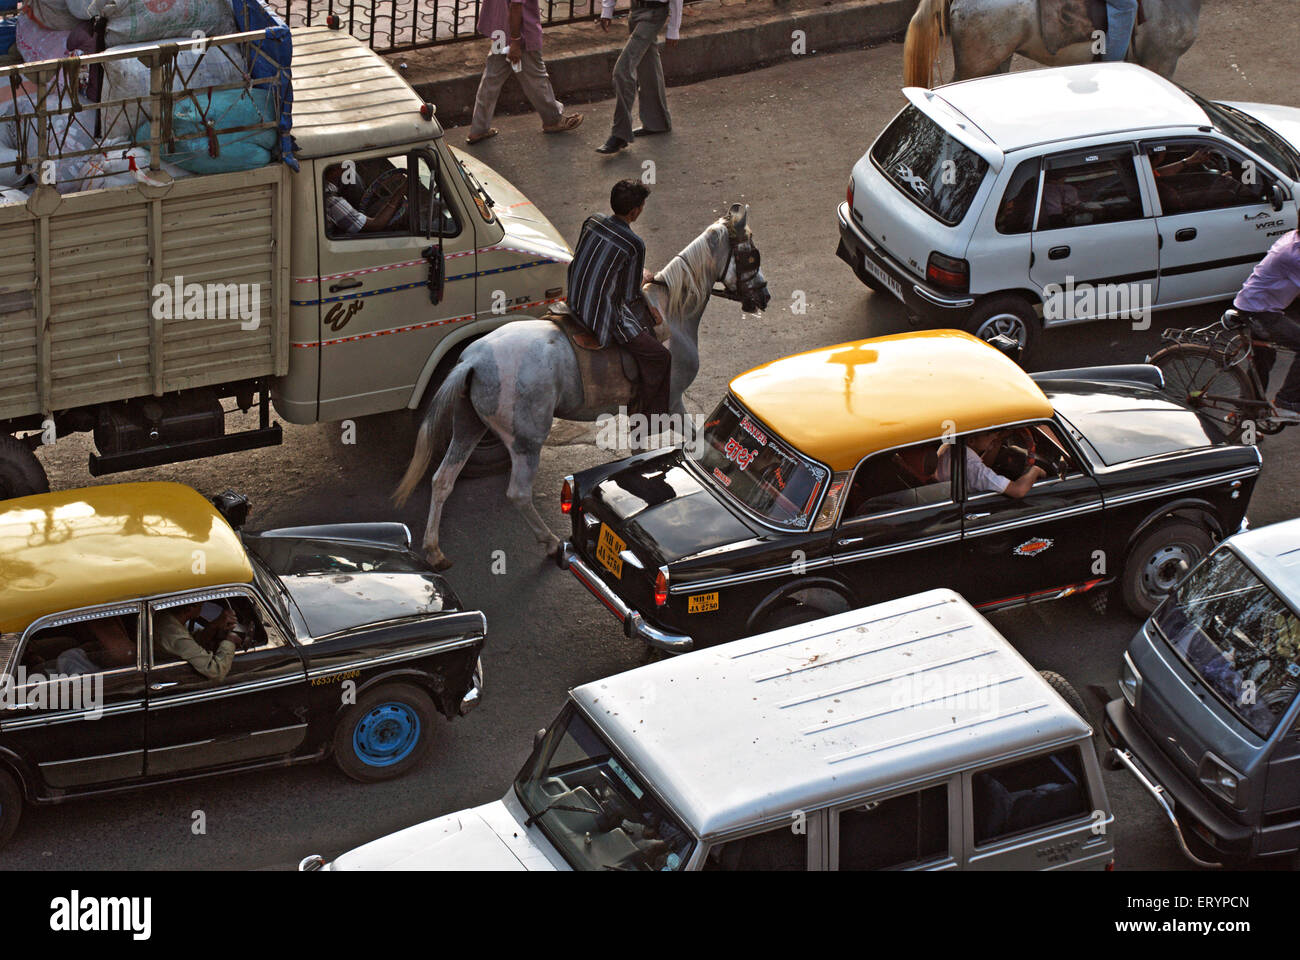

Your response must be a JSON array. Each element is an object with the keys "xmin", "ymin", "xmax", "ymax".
[
  {"xmin": 150, "ymin": 681, "xmax": 178, "ymax": 690},
  {"xmin": 965, "ymin": 512, "xmax": 991, "ymax": 521},
  {"xmin": 328, "ymin": 278, "xmax": 363, "ymax": 293},
  {"xmin": 1048, "ymin": 245, "xmax": 1070, "ymax": 260},
  {"xmin": 1175, "ymin": 227, "xmax": 1197, "ymax": 242}
]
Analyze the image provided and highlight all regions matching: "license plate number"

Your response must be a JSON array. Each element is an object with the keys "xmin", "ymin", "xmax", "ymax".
[
  {"xmin": 688, "ymin": 592, "xmax": 719, "ymax": 614},
  {"xmin": 864, "ymin": 253, "xmax": 904, "ymax": 302},
  {"xmin": 595, "ymin": 524, "xmax": 625, "ymax": 578}
]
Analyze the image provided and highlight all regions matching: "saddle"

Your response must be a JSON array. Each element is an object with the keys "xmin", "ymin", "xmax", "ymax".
[
  {"xmin": 1039, "ymin": 0, "xmax": 1146, "ymax": 57},
  {"xmin": 545, "ymin": 304, "xmax": 669, "ymax": 412}
]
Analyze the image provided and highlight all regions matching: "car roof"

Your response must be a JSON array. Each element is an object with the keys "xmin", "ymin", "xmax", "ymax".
[
  {"xmin": 1229, "ymin": 520, "xmax": 1300, "ymax": 606},
  {"xmin": 727, "ymin": 330, "xmax": 1054, "ymax": 471},
  {"xmin": 289, "ymin": 27, "xmax": 444, "ymax": 159},
  {"xmin": 927, "ymin": 63, "xmax": 1211, "ymax": 154},
  {"xmin": 571, "ymin": 589, "xmax": 1090, "ymax": 839},
  {"xmin": 0, "ymin": 482, "xmax": 253, "ymax": 634}
]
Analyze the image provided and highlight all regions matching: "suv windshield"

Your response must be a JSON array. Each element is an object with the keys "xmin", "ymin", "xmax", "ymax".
[
  {"xmin": 871, "ymin": 104, "xmax": 990, "ymax": 225},
  {"xmin": 1181, "ymin": 87, "xmax": 1300, "ymax": 181},
  {"xmin": 690, "ymin": 395, "xmax": 829, "ymax": 530},
  {"xmin": 1153, "ymin": 546, "xmax": 1300, "ymax": 738},
  {"xmin": 514, "ymin": 705, "xmax": 694, "ymax": 871}
]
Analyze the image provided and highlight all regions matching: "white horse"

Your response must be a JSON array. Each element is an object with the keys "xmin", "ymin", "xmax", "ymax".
[
  {"xmin": 393, "ymin": 203, "xmax": 770, "ymax": 570},
  {"xmin": 903, "ymin": 0, "xmax": 1202, "ymax": 87}
]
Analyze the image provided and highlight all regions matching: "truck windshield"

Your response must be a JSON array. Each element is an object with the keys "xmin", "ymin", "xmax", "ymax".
[
  {"xmin": 871, "ymin": 104, "xmax": 990, "ymax": 225},
  {"xmin": 514, "ymin": 705, "xmax": 694, "ymax": 871},
  {"xmin": 689, "ymin": 395, "xmax": 828, "ymax": 530},
  {"xmin": 1153, "ymin": 547, "xmax": 1300, "ymax": 738}
]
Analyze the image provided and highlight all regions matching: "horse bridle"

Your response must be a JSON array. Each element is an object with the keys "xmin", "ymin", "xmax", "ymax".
[{"xmin": 648, "ymin": 221, "xmax": 762, "ymax": 310}]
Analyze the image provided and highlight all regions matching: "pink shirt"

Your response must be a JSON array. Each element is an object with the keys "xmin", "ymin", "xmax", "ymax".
[
  {"xmin": 1235, "ymin": 230, "xmax": 1300, "ymax": 314},
  {"xmin": 477, "ymin": 0, "xmax": 545, "ymax": 51}
]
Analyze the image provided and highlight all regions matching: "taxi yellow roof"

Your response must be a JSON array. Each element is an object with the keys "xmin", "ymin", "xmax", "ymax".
[
  {"xmin": 0, "ymin": 482, "xmax": 253, "ymax": 634},
  {"xmin": 728, "ymin": 331, "xmax": 1054, "ymax": 471}
]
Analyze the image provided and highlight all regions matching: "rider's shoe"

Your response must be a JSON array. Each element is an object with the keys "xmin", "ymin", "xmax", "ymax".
[{"xmin": 1273, "ymin": 398, "xmax": 1300, "ymax": 422}]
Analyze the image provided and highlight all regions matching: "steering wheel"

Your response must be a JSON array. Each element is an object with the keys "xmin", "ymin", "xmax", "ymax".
[
  {"xmin": 360, "ymin": 168, "xmax": 409, "ymax": 225},
  {"xmin": 1000, "ymin": 427, "xmax": 1065, "ymax": 480}
]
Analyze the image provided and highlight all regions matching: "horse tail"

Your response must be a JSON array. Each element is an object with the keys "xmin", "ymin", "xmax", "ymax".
[
  {"xmin": 393, "ymin": 360, "xmax": 474, "ymax": 507},
  {"xmin": 903, "ymin": 0, "xmax": 949, "ymax": 88}
]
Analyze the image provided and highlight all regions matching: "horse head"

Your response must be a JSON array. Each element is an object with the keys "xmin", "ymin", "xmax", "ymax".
[{"xmin": 720, "ymin": 203, "xmax": 771, "ymax": 313}]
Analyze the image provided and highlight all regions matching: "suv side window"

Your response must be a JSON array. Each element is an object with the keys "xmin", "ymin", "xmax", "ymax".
[
  {"xmin": 971, "ymin": 747, "xmax": 1090, "ymax": 846},
  {"xmin": 836, "ymin": 785, "xmax": 948, "ymax": 870},
  {"xmin": 1146, "ymin": 140, "xmax": 1273, "ymax": 215},
  {"xmin": 997, "ymin": 158, "xmax": 1042, "ymax": 234},
  {"xmin": 843, "ymin": 439, "xmax": 953, "ymax": 519},
  {"xmin": 1038, "ymin": 147, "xmax": 1144, "ymax": 230},
  {"xmin": 703, "ymin": 824, "xmax": 808, "ymax": 871}
]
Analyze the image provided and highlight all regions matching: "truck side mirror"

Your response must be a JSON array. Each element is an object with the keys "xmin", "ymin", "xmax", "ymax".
[{"xmin": 421, "ymin": 245, "xmax": 444, "ymax": 305}]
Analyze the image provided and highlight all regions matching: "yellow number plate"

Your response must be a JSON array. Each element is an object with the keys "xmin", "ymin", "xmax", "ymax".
[
  {"xmin": 688, "ymin": 592, "xmax": 719, "ymax": 614},
  {"xmin": 595, "ymin": 524, "xmax": 625, "ymax": 578}
]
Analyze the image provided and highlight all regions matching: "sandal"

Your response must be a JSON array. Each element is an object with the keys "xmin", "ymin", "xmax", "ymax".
[
  {"xmin": 465, "ymin": 128, "xmax": 498, "ymax": 144},
  {"xmin": 543, "ymin": 113, "xmax": 583, "ymax": 134}
]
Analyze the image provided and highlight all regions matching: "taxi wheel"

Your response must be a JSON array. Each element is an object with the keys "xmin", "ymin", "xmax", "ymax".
[
  {"xmin": 965, "ymin": 295, "xmax": 1039, "ymax": 363},
  {"xmin": 0, "ymin": 769, "xmax": 22, "ymax": 849},
  {"xmin": 1039, "ymin": 670, "xmax": 1089, "ymax": 724},
  {"xmin": 333, "ymin": 683, "xmax": 436, "ymax": 783},
  {"xmin": 1120, "ymin": 521, "xmax": 1213, "ymax": 618},
  {"xmin": 0, "ymin": 435, "xmax": 48, "ymax": 501},
  {"xmin": 761, "ymin": 600, "xmax": 829, "ymax": 631}
]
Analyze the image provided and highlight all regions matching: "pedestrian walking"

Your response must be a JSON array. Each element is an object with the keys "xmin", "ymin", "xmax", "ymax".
[
  {"xmin": 467, "ymin": 0, "xmax": 583, "ymax": 145},
  {"xmin": 595, "ymin": 0, "xmax": 682, "ymax": 154}
]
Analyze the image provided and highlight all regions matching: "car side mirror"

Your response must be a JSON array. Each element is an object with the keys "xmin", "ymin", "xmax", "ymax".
[
  {"xmin": 1270, "ymin": 182, "xmax": 1286, "ymax": 213},
  {"xmin": 533, "ymin": 727, "xmax": 547, "ymax": 751},
  {"xmin": 211, "ymin": 490, "xmax": 250, "ymax": 529},
  {"xmin": 987, "ymin": 333, "xmax": 1023, "ymax": 364}
]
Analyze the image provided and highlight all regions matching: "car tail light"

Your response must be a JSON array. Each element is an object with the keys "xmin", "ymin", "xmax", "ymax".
[
  {"xmin": 926, "ymin": 251, "xmax": 969, "ymax": 293},
  {"xmin": 847, "ymin": 177, "xmax": 855, "ymax": 210},
  {"xmin": 560, "ymin": 476, "xmax": 574, "ymax": 514},
  {"xmin": 654, "ymin": 567, "xmax": 669, "ymax": 607}
]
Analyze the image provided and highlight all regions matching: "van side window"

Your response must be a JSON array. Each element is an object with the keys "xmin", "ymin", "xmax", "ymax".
[
  {"xmin": 838, "ymin": 785, "xmax": 948, "ymax": 869},
  {"xmin": 1038, "ymin": 148, "xmax": 1143, "ymax": 230},
  {"xmin": 972, "ymin": 748, "xmax": 1090, "ymax": 845},
  {"xmin": 703, "ymin": 825, "xmax": 807, "ymax": 871},
  {"xmin": 996, "ymin": 158, "xmax": 1041, "ymax": 234}
]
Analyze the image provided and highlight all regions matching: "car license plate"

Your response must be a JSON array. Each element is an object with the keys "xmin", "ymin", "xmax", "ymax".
[
  {"xmin": 596, "ymin": 524, "xmax": 625, "ymax": 579},
  {"xmin": 688, "ymin": 592, "xmax": 719, "ymax": 614},
  {"xmin": 863, "ymin": 253, "xmax": 904, "ymax": 302}
]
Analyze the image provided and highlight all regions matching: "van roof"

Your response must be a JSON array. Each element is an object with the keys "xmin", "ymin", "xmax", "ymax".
[
  {"xmin": 290, "ymin": 27, "xmax": 444, "ymax": 159},
  {"xmin": 571, "ymin": 589, "xmax": 1090, "ymax": 838},
  {"xmin": 1229, "ymin": 519, "xmax": 1300, "ymax": 608},
  {"xmin": 925, "ymin": 63, "xmax": 1210, "ymax": 154}
]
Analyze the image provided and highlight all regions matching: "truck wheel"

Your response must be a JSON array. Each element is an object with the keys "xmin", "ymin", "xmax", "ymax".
[
  {"xmin": 965, "ymin": 295, "xmax": 1039, "ymax": 364},
  {"xmin": 333, "ymin": 683, "xmax": 436, "ymax": 783},
  {"xmin": 1120, "ymin": 521, "xmax": 1213, "ymax": 618},
  {"xmin": 0, "ymin": 435, "xmax": 48, "ymax": 501},
  {"xmin": 0, "ymin": 769, "xmax": 22, "ymax": 849},
  {"xmin": 459, "ymin": 431, "xmax": 511, "ymax": 478},
  {"xmin": 1039, "ymin": 670, "xmax": 1089, "ymax": 724}
]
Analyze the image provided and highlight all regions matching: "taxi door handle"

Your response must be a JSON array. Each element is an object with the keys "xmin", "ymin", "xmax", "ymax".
[
  {"xmin": 150, "ymin": 681, "xmax": 178, "ymax": 690},
  {"xmin": 965, "ymin": 512, "xmax": 991, "ymax": 521},
  {"xmin": 837, "ymin": 536, "xmax": 864, "ymax": 547},
  {"xmin": 329, "ymin": 278, "xmax": 363, "ymax": 293}
]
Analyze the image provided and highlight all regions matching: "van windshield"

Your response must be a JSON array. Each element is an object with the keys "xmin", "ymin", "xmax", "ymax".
[
  {"xmin": 871, "ymin": 104, "xmax": 990, "ymax": 225},
  {"xmin": 1153, "ymin": 547, "xmax": 1300, "ymax": 738}
]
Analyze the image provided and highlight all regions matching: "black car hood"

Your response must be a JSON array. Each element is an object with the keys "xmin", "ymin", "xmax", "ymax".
[
  {"xmin": 589, "ymin": 451, "xmax": 760, "ymax": 563},
  {"xmin": 1045, "ymin": 382, "xmax": 1229, "ymax": 465}
]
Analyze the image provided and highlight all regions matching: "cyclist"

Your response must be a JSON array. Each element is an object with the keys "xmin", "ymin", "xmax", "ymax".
[{"xmin": 1232, "ymin": 228, "xmax": 1300, "ymax": 422}]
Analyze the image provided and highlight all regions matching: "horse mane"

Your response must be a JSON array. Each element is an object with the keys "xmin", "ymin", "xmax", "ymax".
[{"xmin": 653, "ymin": 219, "xmax": 726, "ymax": 321}]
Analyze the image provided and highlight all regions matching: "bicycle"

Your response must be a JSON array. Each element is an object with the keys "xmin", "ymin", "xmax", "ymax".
[{"xmin": 1147, "ymin": 309, "xmax": 1298, "ymax": 443}]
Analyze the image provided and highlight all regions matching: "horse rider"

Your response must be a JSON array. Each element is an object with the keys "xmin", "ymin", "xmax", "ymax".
[
  {"xmin": 1233, "ymin": 228, "xmax": 1300, "ymax": 422},
  {"xmin": 1102, "ymin": 0, "xmax": 1139, "ymax": 62},
  {"xmin": 566, "ymin": 179, "xmax": 672, "ymax": 416}
]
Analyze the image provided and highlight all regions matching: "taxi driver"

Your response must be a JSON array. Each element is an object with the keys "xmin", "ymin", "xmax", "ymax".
[{"xmin": 936, "ymin": 429, "xmax": 1045, "ymax": 498}]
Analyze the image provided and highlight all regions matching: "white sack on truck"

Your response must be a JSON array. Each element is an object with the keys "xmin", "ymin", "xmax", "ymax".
[
  {"xmin": 100, "ymin": 37, "xmax": 244, "ymax": 139},
  {"xmin": 60, "ymin": 140, "xmax": 191, "ymax": 192},
  {"xmin": 98, "ymin": 0, "xmax": 235, "ymax": 46},
  {"xmin": 15, "ymin": 12, "xmax": 92, "ymax": 63},
  {"xmin": 21, "ymin": 0, "xmax": 83, "ymax": 32}
]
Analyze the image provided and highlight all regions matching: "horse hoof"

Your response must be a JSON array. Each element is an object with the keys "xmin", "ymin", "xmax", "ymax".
[{"xmin": 427, "ymin": 552, "xmax": 454, "ymax": 572}]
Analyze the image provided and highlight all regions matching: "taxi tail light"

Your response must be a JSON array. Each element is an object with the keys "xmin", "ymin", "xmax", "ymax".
[
  {"xmin": 926, "ymin": 252, "xmax": 969, "ymax": 294},
  {"xmin": 561, "ymin": 476, "xmax": 574, "ymax": 514},
  {"xmin": 654, "ymin": 567, "xmax": 669, "ymax": 607}
]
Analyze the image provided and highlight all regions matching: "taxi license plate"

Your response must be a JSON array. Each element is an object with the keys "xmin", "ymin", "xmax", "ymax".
[
  {"xmin": 863, "ymin": 253, "xmax": 904, "ymax": 302},
  {"xmin": 595, "ymin": 524, "xmax": 625, "ymax": 579},
  {"xmin": 688, "ymin": 592, "xmax": 719, "ymax": 614}
]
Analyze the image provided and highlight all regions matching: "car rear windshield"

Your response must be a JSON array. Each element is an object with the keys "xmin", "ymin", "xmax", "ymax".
[
  {"xmin": 1153, "ymin": 547, "xmax": 1300, "ymax": 738},
  {"xmin": 871, "ymin": 104, "xmax": 991, "ymax": 226},
  {"xmin": 690, "ymin": 396, "xmax": 829, "ymax": 531}
]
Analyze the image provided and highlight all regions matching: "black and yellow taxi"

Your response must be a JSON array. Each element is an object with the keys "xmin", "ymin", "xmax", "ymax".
[{"xmin": 557, "ymin": 330, "xmax": 1262, "ymax": 654}]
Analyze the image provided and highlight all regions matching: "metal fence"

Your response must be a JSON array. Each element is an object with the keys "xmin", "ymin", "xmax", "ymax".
[{"xmin": 265, "ymin": 0, "xmax": 639, "ymax": 53}]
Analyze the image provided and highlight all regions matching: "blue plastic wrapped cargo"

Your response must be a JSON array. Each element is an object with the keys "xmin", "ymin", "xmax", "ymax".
[
  {"xmin": 230, "ymin": 0, "xmax": 296, "ymax": 171},
  {"xmin": 0, "ymin": 16, "xmax": 14, "ymax": 56}
]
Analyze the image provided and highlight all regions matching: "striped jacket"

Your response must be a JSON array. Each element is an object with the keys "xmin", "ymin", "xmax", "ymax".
[{"xmin": 566, "ymin": 214, "xmax": 646, "ymax": 346}]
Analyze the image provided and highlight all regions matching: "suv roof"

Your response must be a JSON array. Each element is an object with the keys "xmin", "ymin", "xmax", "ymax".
[
  {"xmin": 1228, "ymin": 519, "xmax": 1300, "ymax": 609},
  {"xmin": 0, "ymin": 482, "xmax": 253, "ymax": 634},
  {"xmin": 927, "ymin": 63, "xmax": 1210, "ymax": 154},
  {"xmin": 571, "ymin": 588, "xmax": 1090, "ymax": 838}
]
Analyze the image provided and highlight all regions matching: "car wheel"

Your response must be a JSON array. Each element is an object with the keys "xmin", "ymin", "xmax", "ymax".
[
  {"xmin": 0, "ymin": 435, "xmax": 48, "ymax": 501},
  {"xmin": 333, "ymin": 683, "xmax": 436, "ymax": 783},
  {"xmin": 1120, "ymin": 521, "xmax": 1214, "ymax": 618},
  {"xmin": 0, "ymin": 769, "xmax": 22, "ymax": 849},
  {"xmin": 965, "ymin": 295, "xmax": 1039, "ymax": 363},
  {"xmin": 1039, "ymin": 670, "xmax": 1089, "ymax": 724},
  {"xmin": 761, "ymin": 601, "xmax": 828, "ymax": 631}
]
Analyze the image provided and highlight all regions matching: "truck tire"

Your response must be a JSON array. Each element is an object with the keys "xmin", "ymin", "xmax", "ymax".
[
  {"xmin": 0, "ymin": 769, "xmax": 21, "ymax": 850},
  {"xmin": 332, "ymin": 683, "xmax": 436, "ymax": 783},
  {"xmin": 0, "ymin": 435, "xmax": 48, "ymax": 501},
  {"xmin": 1039, "ymin": 670, "xmax": 1089, "ymax": 724},
  {"xmin": 460, "ymin": 431, "xmax": 510, "ymax": 478},
  {"xmin": 964, "ymin": 295, "xmax": 1039, "ymax": 363},
  {"xmin": 1120, "ymin": 520, "xmax": 1213, "ymax": 618}
]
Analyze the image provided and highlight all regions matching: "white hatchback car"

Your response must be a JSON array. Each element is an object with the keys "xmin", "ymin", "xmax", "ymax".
[{"xmin": 837, "ymin": 63, "xmax": 1300, "ymax": 357}]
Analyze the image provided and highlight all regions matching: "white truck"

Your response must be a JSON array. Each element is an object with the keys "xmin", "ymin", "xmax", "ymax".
[{"xmin": 0, "ymin": 10, "xmax": 571, "ymax": 497}]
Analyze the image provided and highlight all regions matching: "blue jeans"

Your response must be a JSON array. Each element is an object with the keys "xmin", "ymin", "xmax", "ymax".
[{"xmin": 1103, "ymin": 0, "xmax": 1139, "ymax": 62}]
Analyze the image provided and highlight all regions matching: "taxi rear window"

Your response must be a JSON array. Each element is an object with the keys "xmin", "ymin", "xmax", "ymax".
[{"xmin": 871, "ymin": 104, "xmax": 990, "ymax": 226}]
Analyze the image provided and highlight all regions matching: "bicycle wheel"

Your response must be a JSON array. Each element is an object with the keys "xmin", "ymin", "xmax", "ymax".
[{"xmin": 1150, "ymin": 343, "xmax": 1256, "ymax": 442}]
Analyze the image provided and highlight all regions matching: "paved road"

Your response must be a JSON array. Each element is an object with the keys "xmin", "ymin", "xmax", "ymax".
[{"xmin": 7, "ymin": 0, "xmax": 1299, "ymax": 869}]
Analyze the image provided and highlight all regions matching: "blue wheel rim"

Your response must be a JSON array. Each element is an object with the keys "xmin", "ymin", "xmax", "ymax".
[{"xmin": 352, "ymin": 701, "xmax": 421, "ymax": 767}]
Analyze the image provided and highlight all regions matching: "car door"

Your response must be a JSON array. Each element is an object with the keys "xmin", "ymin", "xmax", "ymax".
[
  {"xmin": 957, "ymin": 423, "xmax": 1107, "ymax": 609},
  {"xmin": 2, "ymin": 604, "xmax": 147, "ymax": 789},
  {"xmin": 1142, "ymin": 137, "xmax": 1300, "ymax": 306},
  {"xmin": 312, "ymin": 145, "xmax": 478, "ymax": 422},
  {"xmin": 144, "ymin": 588, "xmax": 309, "ymax": 776},
  {"xmin": 1029, "ymin": 144, "xmax": 1159, "ymax": 324},
  {"xmin": 832, "ymin": 438, "xmax": 966, "ymax": 604}
]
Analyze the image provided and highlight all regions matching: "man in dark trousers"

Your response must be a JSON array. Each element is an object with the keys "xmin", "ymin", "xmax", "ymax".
[
  {"xmin": 595, "ymin": 0, "xmax": 682, "ymax": 154},
  {"xmin": 567, "ymin": 179, "xmax": 671, "ymax": 415}
]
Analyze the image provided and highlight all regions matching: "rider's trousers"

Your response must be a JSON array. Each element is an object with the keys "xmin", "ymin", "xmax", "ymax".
[
  {"xmin": 1243, "ymin": 310, "xmax": 1300, "ymax": 405},
  {"xmin": 1103, "ymin": 0, "xmax": 1139, "ymax": 62}
]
